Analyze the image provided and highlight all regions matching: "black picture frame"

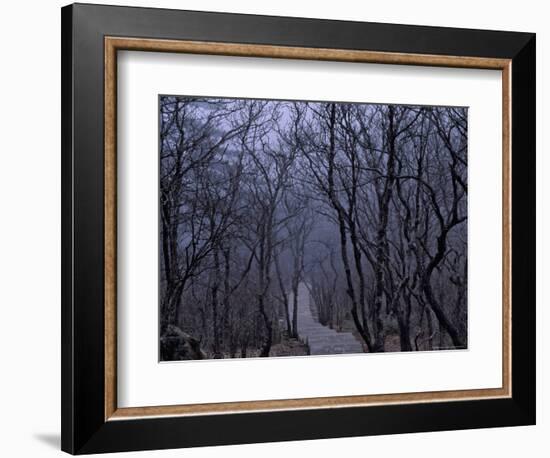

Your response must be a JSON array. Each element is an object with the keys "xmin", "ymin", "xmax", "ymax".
[{"xmin": 61, "ymin": 3, "xmax": 535, "ymax": 454}]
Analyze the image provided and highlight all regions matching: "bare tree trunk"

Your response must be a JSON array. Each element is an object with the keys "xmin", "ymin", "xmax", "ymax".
[
  {"xmin": 396, "ymin": 308, "xmax": 412, "ymax": 351},
  {"xmin": 257, "ymin": 231, "xmax": 273, "ymax": 357},
  {"xmin": 291, "ymin": 279, "xmax": 299, "ymax": 338},
  {"xmin": 211, "ymin": 246, "xmax": 222, "ymax": 358},
  {"xmin": 325, "ymin": 104, "xmax": 373, "ymax": 352},
  {"xmin": 274, "ymin": 251, "xmax": 292, "ymax": 334},
  {"xmin": 422, "ymin": 276, "xmax": 464, "ymax": 348}
]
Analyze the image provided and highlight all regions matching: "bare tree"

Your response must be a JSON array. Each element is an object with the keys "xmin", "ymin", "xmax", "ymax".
[{"xmin": 239, "ymin": 101, "xmax": 297, "ymax": 356}]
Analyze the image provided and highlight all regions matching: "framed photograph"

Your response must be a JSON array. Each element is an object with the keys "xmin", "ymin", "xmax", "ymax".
[{"xmin": 61, "ymin": 3, "xmax": 535, "ymax": 454}]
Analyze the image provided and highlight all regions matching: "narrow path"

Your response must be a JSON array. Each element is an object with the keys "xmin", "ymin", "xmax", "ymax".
[{"xmin": 290, "ymin": 282, "xmax": 364, "ymax": 355}]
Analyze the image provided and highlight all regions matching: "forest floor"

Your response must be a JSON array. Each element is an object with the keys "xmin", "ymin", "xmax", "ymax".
[
  {"xmin": 269, "ymin": 337, "xmax": 310, "ymax": 357},
  {"xmin": 222, "ymin": 336, "xmax": 309, "ymax": 359},
  {"xmin": 327, "ymin": 319, "xmax": 402, "ymax": 353}
]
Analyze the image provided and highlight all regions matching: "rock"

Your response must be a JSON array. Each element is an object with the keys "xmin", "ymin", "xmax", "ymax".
[{"xmin": 160, "ymin": 325, "xmax": 207, "ymax": 361}]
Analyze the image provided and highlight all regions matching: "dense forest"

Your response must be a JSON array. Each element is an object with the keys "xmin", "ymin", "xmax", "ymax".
[{"xmin": 159, "ymin": 95, "xmax": 468, "ymax": 361}]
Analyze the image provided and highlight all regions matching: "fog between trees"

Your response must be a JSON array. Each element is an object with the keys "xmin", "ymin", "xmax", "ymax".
[{"xmin": 159, "ymin": 96, "xmax": 468, "ymax": 360}]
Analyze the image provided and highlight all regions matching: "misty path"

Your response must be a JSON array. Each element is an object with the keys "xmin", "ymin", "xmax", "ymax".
[{"xmin": 292, "ymin": 282, "xmax": 364, "ymax": 355}]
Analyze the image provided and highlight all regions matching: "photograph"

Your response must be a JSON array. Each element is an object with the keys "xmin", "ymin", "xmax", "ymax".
[
  {"xmin": 43, "ymin": 1, "xmax": 537, "ymax": 455},
  {"xmin": 159, "ymin": 95, "xmax": 468, "ymax": 361}
]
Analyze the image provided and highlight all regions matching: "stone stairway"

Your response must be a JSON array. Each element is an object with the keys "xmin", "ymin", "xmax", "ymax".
[{"xmin": 290, "ymin": 282, "xmax": 364, "ymax": 356}]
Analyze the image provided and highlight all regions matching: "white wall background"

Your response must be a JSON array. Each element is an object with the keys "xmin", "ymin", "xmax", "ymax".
[{"xmin": 0, "ymin": 1, "xmax": 545, "ymax": 456}]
